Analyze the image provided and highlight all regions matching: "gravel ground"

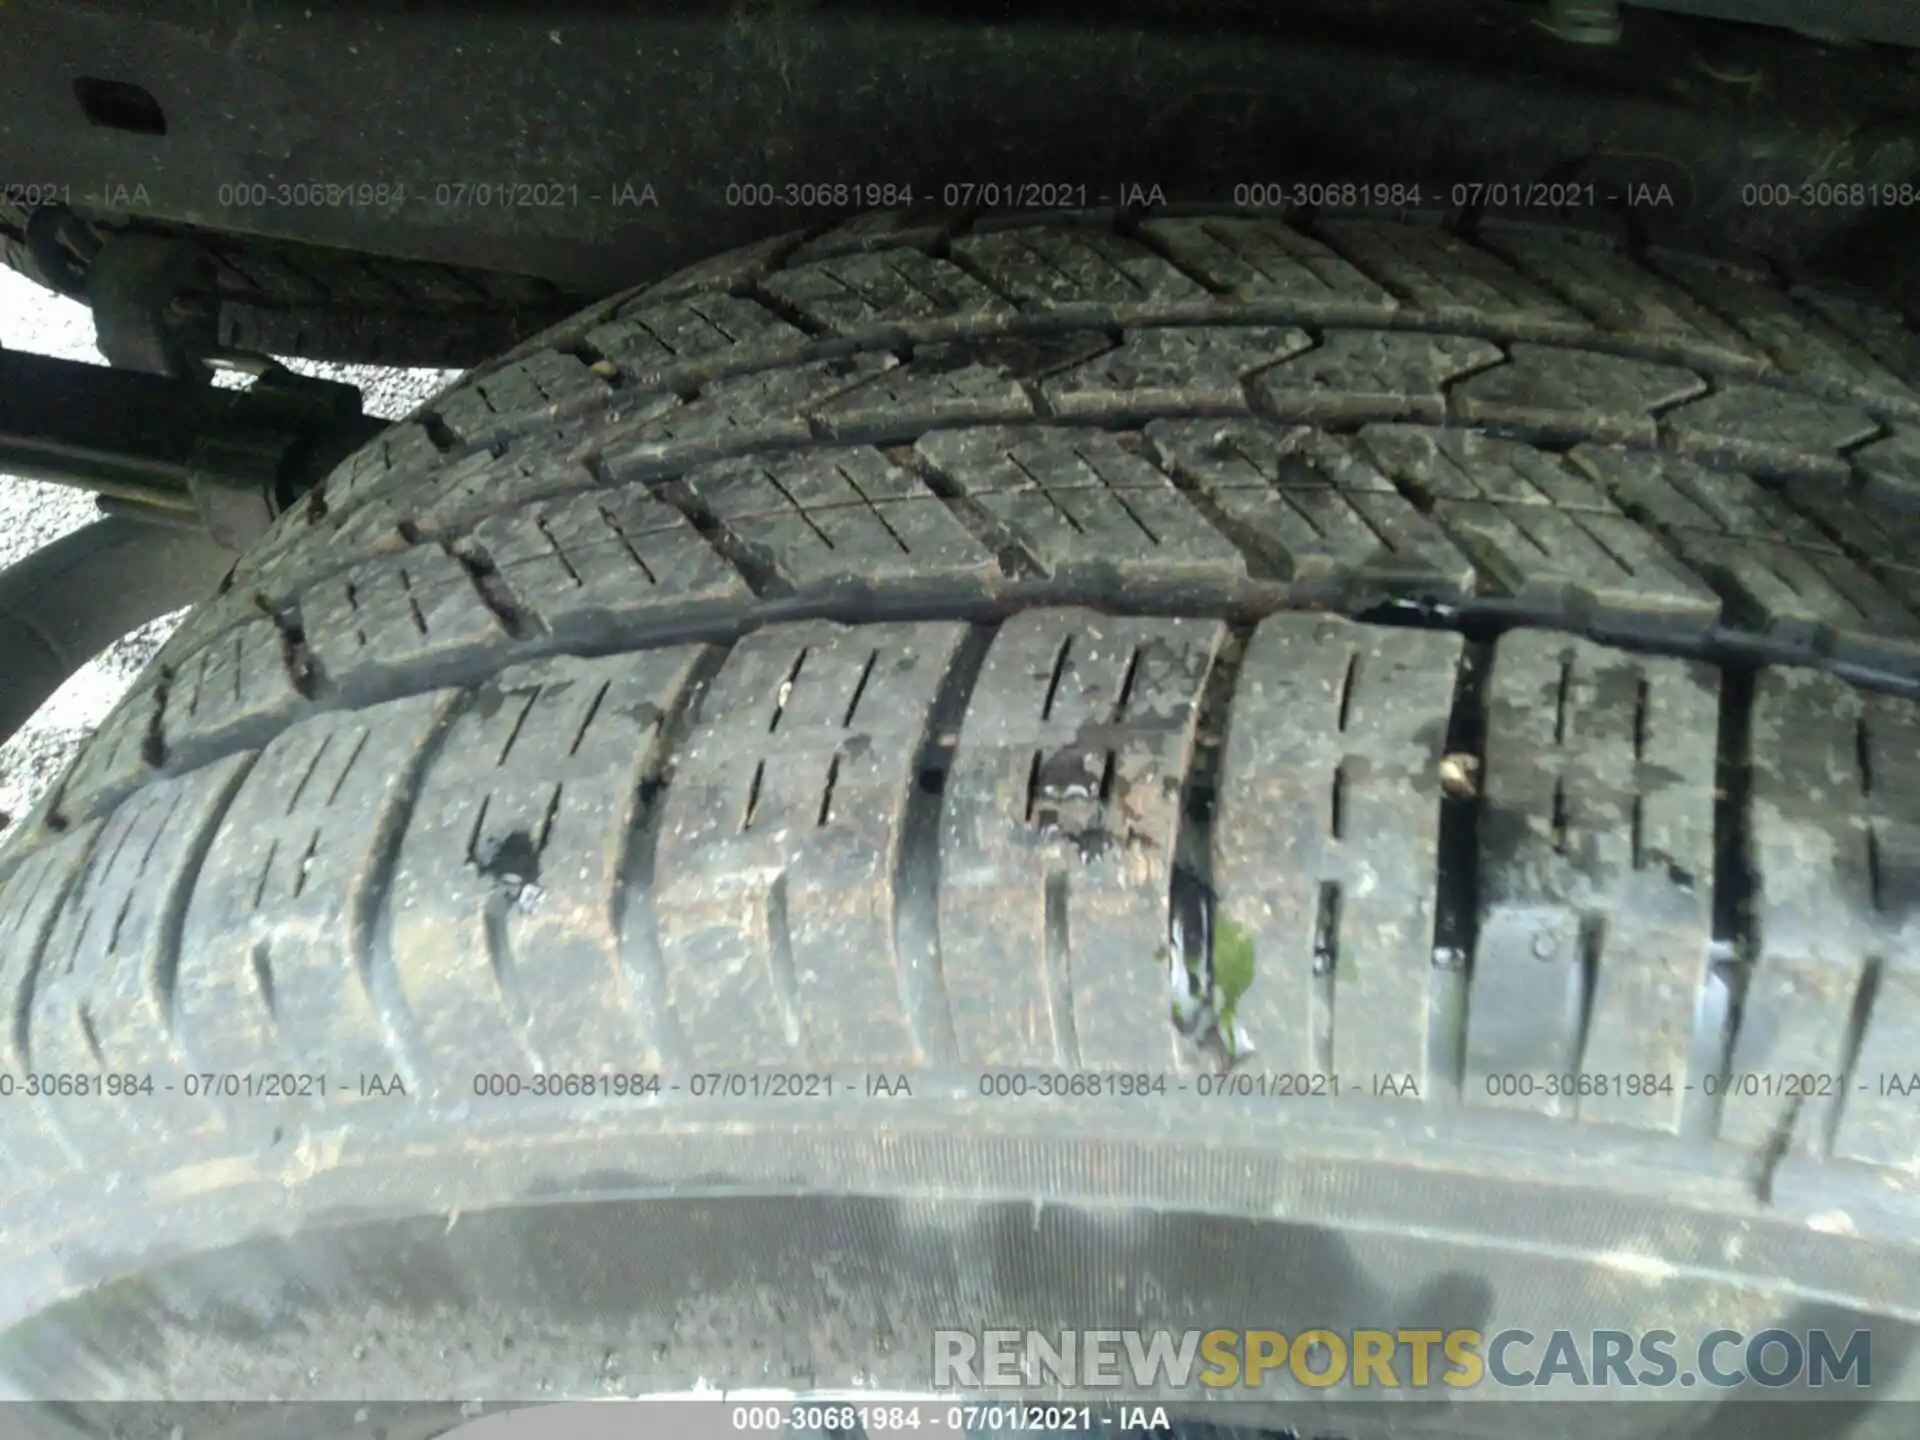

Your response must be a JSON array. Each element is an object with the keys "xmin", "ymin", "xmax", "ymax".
[{"xmin": 0, "ymin": 267, "xmax": 461, "ymax": 829}]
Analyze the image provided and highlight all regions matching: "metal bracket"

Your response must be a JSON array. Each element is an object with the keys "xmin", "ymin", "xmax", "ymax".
[
  {"xmin": 85, "ymin": 233, "xmax": 218, "ymax": 379},
  {"xmin": 0, "ymin": 346, "xmax": 385, "ymax": 546},
  {"xmin": 185, "ymin": 364, "xmax": 367, "ymax": 549}
]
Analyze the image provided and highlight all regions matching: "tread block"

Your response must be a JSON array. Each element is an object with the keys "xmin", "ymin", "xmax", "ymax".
[
  {"xmin": 951, "ymin": 227, "xmax": 1209, "ymax": 317},
  {"xmin": 322, "ymin": 424, "xmax": 450, "ymax": 513},
  {"xmin": 434, "ymin": 352, "xmax": 616, "ymax": 446},
  {"xmin": 408, "ymin": 446, "xmax": 636, "ymax": 542},
  {"xmin": 812, "ymin": 332, "xmax": 1099, "ymax": 439},
  {"xmin": 304, "ymin": 546, "xmax": 517, "ymax": 684},
  {"xmin": 50, "ymin": 686, "xmax": 164, "ymax": 830},
  {"xmin": 1312, "ymin": 220, "xmax": 1587, "ymax": 334},
  {"xmin": 637, "ymin": 230, "xmax": 804, "ymax": 305},
  {"xmin": 1135, "ymin": 217, "xmax": 1399, "ymax": 321},
  {"xmin": 321, "ymin": 493, "xmax": 441, "ymax": 567},
  {"xmin": 680, "ymin": 448, "xmax": 995, "ymax": 586},
  {"xmin": 1831, "ymin": 691, "xmax": 1920, "ymax": 1170},
  {"xmin": 176, "ymin": 695, "xmax": 462, "ymax": 1108},
  {"xmin": 1773, "ymin": 478, "xmax": 1920, "ymax": 617},
  {"xmin": 1147, "ymin": 419, "xmax": 1475, "ymax": 594},
  {"xmin": 655, "ymin": 623, "xmax": 969, "ymax": 1066},
  {"xmin": 280, "ymin": 428, "xmax": 447, "ymax": 552},
  {"xmin": 1849, "ymin": 428, "xmax": 1920, "ymax": 513},
  {"xmin": 27, "ymin": 755, "xmax": 257, "ymax": 1152},
  {"xmin": 153, "ymin": 586, "xmax": 256, "ymax": 670},
  {"xmin": 1041, "ymin": 325, "xmax": 1313, "ymax": 416},
  {"xmin": 1361, "ymin": 427, "xmax": 1721, "ymax": 623},
  {"xmin": 761, "ymin": 252, "xmax": 1014, "ymax": 337},
  {"xmin": 914, "ymin": 425, "xmax": 1246, "ymax": 580},
  {"xmin": 387, "ymin": 654, "xmax": 710, "ymax": 1092},
  {"xmin": 164, "ymin": 620, "xmax": 313, "ymax": 755},
  {"xmin": 584, "ymin": 293, "xmax": 811, "ymax": 390},
  {"xmin": 1251, "ymin": 330, "xmax": 1502, "ymax": 425},
  {"xmin": 1725, "ymin": 670, "xmax": 1905, "ymax": 1162},
  {"xmin": 476, "ymin": 483, "xmax": 752, "ymax": 622},
  {"xmin": 597, "ymin": 355, "xmax": 900, "ymax": 480},
  {"xmin": 305, "ymin": 445, "xmax": 601, "ymax": 575},
  {"xmin": 788, "ymin": 209, "xmax": 960, "ymax": 263},
  {"xmin": 1213, "ymin": 617, "xmax": 1462, "ymax": 1087},
  {"xmin": 1647, "ymin": 252, "xmax": 1920, "ymax": 419},
  {"xmin": 1660, "ymin": 383, "xmax": 1880, "ymax": 482},
  {"xmin": 1466, "ymin": 633, "xmax": 1717, "ymax": 1131},
  {"xmin": 1449, "ymin": 344, "xmax": 1707, "ymax": 446},
  {"xmin": 937, "ymin": 611, "xmax": 1222, "ymax": 1066},
  {"xmin": 1792, "ymin": 286, "xmax": 1920, "ymax": 394},
  {"xmin": 1568, "ymin": 445, "xmax": 1920, "ymax": 641},
  {"xmin": 1476, "ymin": 227, "xmax": 1765, "ymax": 372}
]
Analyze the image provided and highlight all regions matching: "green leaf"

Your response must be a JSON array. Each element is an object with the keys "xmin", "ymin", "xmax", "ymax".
[{"xmin": 1211, "ymin": 914, "xmax": 1257, "ymax": 1015}]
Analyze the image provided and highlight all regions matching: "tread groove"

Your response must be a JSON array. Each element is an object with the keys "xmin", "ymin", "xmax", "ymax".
[
  {"xmin": 764, "ymin": 872, "xmax": 808, "ymax": 1057},
  {"xmin": 153, "ymin": 753, "xmax": 260, "ymax": 1041},
  {"xmin": 1700, "ymin": 667, "xmax": 1759, "ymax": 1146},
  {"xmin": 361, "ymin": 694, "xmax": 472, "ymax": 1093},
  {"xmin": 1310, "ymin": 880, "xmax": 1340, "ymax": 1076},
  {"xmin": 1042, "ymin": 870, "xmax": 1079, "ymax": 1067},
  {"xmin": 842, "ymin": 649, "xmax": 880, "ymax": 729},
  {"xmin": 652, "ymin": 475, "xmax": 787, "ymax": 595},
  {"xmin": 816, "ymin": 752, "xmax": 841, "ymax": 829},
  {"xmin": 447, "ymin": 540, "xmax": 536, "ymax": 639},
  {"xmin": 248, "ymin": 840, "xmax": 279, "ymax": 914},
  {"xmin": 1041, "ymin": 633, "xmax": 1073, "ymax": 721},
  {"xmin": 892, "ymin": 624, "xmax": 990, "ymax": 1067},
  {"xmin": 4, "ymin": 849, "xmax": 96, "ymax": 1164},
  {"xmin": 75, "ymin": 1003, "xmax": 107, "ymax": 1072},
  {"xmin": 1572, "ymin": 914, "xmax": 1606, "ymax": 1079},
  {"xmin": 610, "ymin": 645, "xmax": 727, "ymax": 1070},
  {"xmin": 1428, "ymin": 638, "xmax": 1492, "ymax": 1101},
  {"xmin": 249, "ymin": 940, "xmax": 279, "ymax": 1034},
  {"xmin": 481, "ymin": 884, "xmax": 545, "ymax": 1074},
  {"xmin": 284, "ymin": 732, "xmax": 335, "ymax": 816},
  {"xmin": 568, "ymin": 682, "xmax": 612, "ymax": 759},
  {"xmin": 139, "ymin": 667, "xmax": 176, "ymax": 770},
  {"xmin": 1171, "ymin": 622, "xmax": 1249, "ymax": 1067},
  {"xmin": 1824, "ymin": 954, "xmax": 1883, "ymax": 1159}
]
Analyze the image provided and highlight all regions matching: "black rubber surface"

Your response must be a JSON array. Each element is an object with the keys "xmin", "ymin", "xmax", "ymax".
[
  {"xmin": 0, "ymin": 206, "xmax": 583, "ymax": 368},
  {"xmin": 2, "ymin": 209, "xmax": 1919, "ymax": 1412}
]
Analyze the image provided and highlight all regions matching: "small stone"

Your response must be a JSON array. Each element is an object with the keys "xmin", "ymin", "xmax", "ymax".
[{"xmin": 1439, "ymin": 752, "xmax": 1481, "ymax": 799}]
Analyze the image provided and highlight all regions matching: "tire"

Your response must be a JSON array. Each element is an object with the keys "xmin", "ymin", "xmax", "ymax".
[{"xmin": 3, "ymin": 208, "xmax": 1920, "ymax": 1422}]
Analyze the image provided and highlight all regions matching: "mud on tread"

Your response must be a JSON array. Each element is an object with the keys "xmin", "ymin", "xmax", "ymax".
[{"xmin": 3, "ymin": 208, "xmax": 1920, "ymax": 1221}]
